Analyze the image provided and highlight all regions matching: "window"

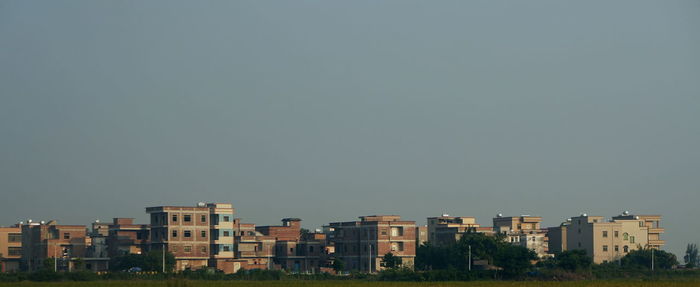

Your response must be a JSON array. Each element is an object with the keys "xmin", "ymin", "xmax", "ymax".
[
  {"xmin": 391, "ymin": 227, "xmax": 403, "ymax": 237},
  {"xmin": 201, "ymin": 215, "xmax": 207, "ymax": 223},
  {"xmin": 184, "ymin": 215, "xmax": 192, "ymax": 222},
  {"xmin": 602, "ymin": 231, "xmax": 608, "ymax": 238},
  {"xmin": 630, "ymin": 236, "xmax": 635, "ymax": 243},
  {"xmin": 201, "ymin": 246, "xmax": 207, "ymax": 253},
  {"xmin": 223, "ymin": 231, "xmax": 230, "ymax": 237},
  {"xmin": 8, "ymin": 233, "xmax": 21, "ymax": 242},
  {"xmin": 623, "ymin": 246, "xmax": 629, "ymax": 253},
  {"xmin": 223, "ymin": 216, "xmax": 230, "ymax": 222},
  {"xmin": 172, "ymin": 215, "xmax": 178, "ymax": 222},
  {"xmin": 184, "ymin": 246, "xmax": 192, "ymax": 253},
  {"xmin": 309, "ymin": 246, "xmax": 314, "ymax": 253},
  {"xmin": 381, "ymin": 229, "xmax": 387, "ymax": 236},
  {"xmin": 184, "ymin": 231, "xmax": 192, "ymax": 238},
  {"xmin": 290, "ymin": 247, "xmax": 294, "ymax": 253},
  {"xmin": 603, "ymin": 245, "xmax": 608, "ymax": 252},
  {"xmin": 615, "ymin": 245, "xmax": 619, "ymax": 252},
  {"xmin": 63, "ymin": 233, "xmax": 70, "ymax": 239},
  {"xmin": 201, "ymin": 231, "xmax": 207, "ymax": 238},
  {"xmin": 8, "ymin": 247, "xmax": 21, "ymax": 256},
  {"xmin": 223, "ymin": 245, "xmax": 231, "ymax": 252},
  {"xmin": 172, "ymin": 230, "xmax": 178, "ymax": 238},
  {"xmin": 623, "ymin": 233, "xmax": 629, "ymax": 241},
  {"xmin": 171, "ymin": 246, "xmax": 178, "ymax": 252},
  {"xmin": 614, "ymin": 231, "xmax": 619, "ymax": 238}
]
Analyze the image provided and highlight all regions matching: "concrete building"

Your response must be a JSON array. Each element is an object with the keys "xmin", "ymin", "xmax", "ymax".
[
  {"xmin": 546, "ymin": 223, "xmax": 568, "ymax": 254},
  {"xmin": 0, "ymin": 225, "xmax": 22, "ymax": 272},
  {"xmin": 274, "ymin": 231, "xmax": 327, "ymax": 273},
  {"xmin": 20, "ymin": 220, "xmax": 87, "ymax": 272},
  {"xmin": 256, "ymin": 218, "xmax": 302, "ymax": 241},
  {"xmin": 415, "ymin": 226, "xmax": 428, "ymax": 246},
  {"xmin": 330, "ymin": 215, "xmax": 416, "ymax": 273},
  {"xmin": 493, "ymin": 215, "xmax": 548, "ymax": 258},
  {"xmin": 427, "ymin": 215, "xmax": 486, "ymax": 246},
  {"xmin": 146, "ymin": 204, "xmax": 211, "ymax": 271},
  {"xmin": 206, "ymin": 203, "xmax": 245, "ymax": 274},
  {"xmin": 232, "ymin": 218, "xmax": 275, "ymax": 270},
  {"xmin": 612, "ymin": 213, "xmax": 665, "ymax": 249},
  {"xmin": 561, "ymin": 212, "xmax": 663, "ymax": 264},
  {"xmin": 106, "ymin": 218, "xmax": 150, "ymax": 257}
]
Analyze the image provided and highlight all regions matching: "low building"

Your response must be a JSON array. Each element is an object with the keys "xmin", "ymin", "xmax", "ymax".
[
  {"xmin": 493, "ymin": 215, "xmax": 548, "ymax": 258},
  {"xmin": 0, "ymin": 225, "xmax": 22, "ymax": 272},
  {"xmin": 20, "ymin": 220, "xmax": 87, "ymax": 272},
  {"xmin": 330, "ymin": 215, "xmax": 416, "ymax": 273},
  {"xmin": 106, "ymin": 218, "xmax": 150, "ymax": 257},
  {"xmin": 232, "ymin": 218, "xmax": 275, "ymax": 270}
]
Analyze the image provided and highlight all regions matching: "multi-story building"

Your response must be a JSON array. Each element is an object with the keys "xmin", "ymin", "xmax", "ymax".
[
  {"xmin": 546, "ymin": 223, "xmax": 568, "ymax": 254},
  {"xmin": 415, "ymin": 226, "xmax": 428, "ymax": 246},
  {"xmin": 561, "ymin": 213, "xmax": 661, "ymax": 264},
  {"xmin": 84, "ymin": 221, "xmax": 110, "ymax": 271},
  {"xmin": 0, "ymin": 225, "xmax": 22, "ymax": 272},
  {"xmin": 493, "ymin": 215, "xmax": 548, "ymax": 258},
  {"xmin": 207, "ymin": 203, "xmax": 244, "ymax": 273},
  {"xmin": 146, "ymin": 204, "xmax": 211, "ymax": 271},
  {"xmin": 106, "ymin": 218, "xmax": 150, "ymax": 257},
  {"xmin": 330, "ymin": 215, "xmax": 416, "ymax": 273},
  {"xmin": 20, "ymin": 220, "xmax": 87, "ymax": 272},
  {"xmin": 427, "ymin": 215, "xmax": 485, "ymax": 246},
  {"xmin": 232, "ymin": 218, "xmax": 275, "ymax": 270},
  {"xmin": 274, "ymin": 232, "xmax": 327, "ymax": 273},
  {"xmin": 256, "ymin": 218, "xmax": 302, "ymax": 241},
  {"xmin": 611, "ymin": 213, "xmax": 665, "ymax": 249}
]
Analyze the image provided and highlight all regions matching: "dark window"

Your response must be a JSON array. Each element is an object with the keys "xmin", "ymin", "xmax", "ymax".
[
  {"xmin": 603, "ymin": 231, "xmax": 608, "ymax": 238},
  {"xmin": 201, "ymin": 215, "xmax": 207, "ymax": 223},
  {"xmin": 8, "ymin": 233, "xmax": 21, "ymax": 242},
  {"xmin": 223, "ymin": 231, "xmax": 230, "ymax": 237},
  {"xmin": 309, "ymin": 246, "xmax": 314, "ymax": 253},
  {"xmin": 201, "ymin": 246, "xmax": 207, "ymax": 253},
  {"xmin": 172, "ymin": 215, "xmax": 178, "ymax": 222},
  {"xmin": 615, "ymin": 245, "xmax": 619, "ymax": 252},
  {"xmin": 63, "ymin": 233, "xmax": 70, "ymax": 239},
  {"xmin": 184, "ymin": 215, "xmax": 192, "ymax": 222},
  {"xmin": 223, "ymin": 245, "xmax": 231, "ymax": 252},
  {"xmin": 184, "ymin": 246, "xmax": 192, "ymax": 252},
  {"xmin": 8, "ymin": 247, "xmax": 21, "ymax": 256},
  {"xmin": 603, "ymin": 245, "xmax": 608, "ymax": 252},
  {"xmin": 172, "ymin": 230, "xmax": 178, "ymax": 238},
  {"xmin": 614, "ymin": 231, "xmax": 619, "ymax": 238},
  {"xmin": 184, "ymin": 231, "xmax": 192, "ymax": 238},
  {"xmin": 624, "ymin": 246, "xmax": 629, "ymax": 253},
  {"xmin": 201, "ymin": 231, "xmax": 207, "ymax": 238},
  {"xmin": 223, "ymin": 216, "xmax": 230, "ymax": 222}
]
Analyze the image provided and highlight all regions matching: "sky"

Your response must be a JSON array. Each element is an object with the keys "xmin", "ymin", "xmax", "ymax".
[{"xmin": 0, "ymin": 0, "xmax": 698, "ymax": 257}]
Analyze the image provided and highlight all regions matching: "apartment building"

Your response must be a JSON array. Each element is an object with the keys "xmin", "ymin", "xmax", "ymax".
[
  {"xmin": 232, "ymin": 218, "xmax": 275, "ymax": 270},
  {"xmin": 106, "ymin": 218, "xmax": 150, "ymax": 257},
  {"xmin": 546, "ymin": 223, "xmax": 568, "ymax": 254},
  {"xmin": 330, "ymin": 215, "xmax": 416, "ymax": 273},
  {"xmin": 275, "ymin": 232, "xmax": 327, "ymax": 273},
  {"xmin": 20, "ymin": 220, "xmax": 87, "ymax": 272},
  {"xmin": 562, "ymin": 213, "xmax": 657, "ymax": 264},
  {"xmin": 493, "ymin": 215, "xmax": 548, "ymax": 258},
  {"xmin": 611, "ymin": 213, "xmax": 665, "ymax": 249},
  {"xmin": 427, "ymin": 215, "xmax": 487, "ymax": 246},
  {"xmin": 206, "ymin": 203, "xmax": 245, "ymax": 273},
  {"xmin": 146, "ymin": 204, "xmax": 211, "ymax": 271},
  {"xmin": 416, "ymin": 226, "xmax": 428, "ymax": 246},
  {"xmin": 0, "ymin": 225, "xmax": 22, "ymax": 272},
  {"xmin": 256, "ymin": 218, "xmax": 302, "ymax": 241}
]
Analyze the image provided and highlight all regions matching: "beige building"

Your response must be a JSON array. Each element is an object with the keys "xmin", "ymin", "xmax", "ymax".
[
  {"xmin": 493, "ymin": 215, "xmax": 548, "ymax": 258},
  {"xmin": 147, "ymin": 204, "xmax": 211, "ymax": 271},
  {"xmin": 0, "ymin": 226, "xmax": 22, "ymax": 272},
  {"xmin": 561, "ymin": 212, "xmax": 664, "ymax": 264},
  {"xmin": 427, "ymin": 215, "xmax": 482, "ymax": 246}
]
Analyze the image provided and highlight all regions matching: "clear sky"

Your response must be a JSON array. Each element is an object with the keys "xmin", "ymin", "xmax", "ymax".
[{"xmin": 1, "ymin": 1, "xmax": 698, "ymax": 257}]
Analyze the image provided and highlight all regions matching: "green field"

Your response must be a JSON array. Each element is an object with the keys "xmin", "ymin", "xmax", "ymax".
[{"xmin": 2, "ymin": 281, "xmax": 700, "ymax": 287}]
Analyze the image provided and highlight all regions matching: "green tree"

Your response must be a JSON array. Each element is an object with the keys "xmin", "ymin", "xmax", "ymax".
[
  {"xmin": 621, "ymin": 248, "xmax": 678, "ymax": 270},
  {"xmin": 332, "ymin": 258, "xmax": 345, "ymax": 273},
  {"xmin": 381, "ymin": 252, "xmax": 402, "ymax": 269},
  {"xmin": 684, "ymin": 243, "xmax": 699, "ymax": 268},
  {"xmin": 555, "ymin": 250, "xmax": 593, "ymax": 272},
  {"xmin": 494, "ymin": 244, "xmax": 537, "ymax": 278}
]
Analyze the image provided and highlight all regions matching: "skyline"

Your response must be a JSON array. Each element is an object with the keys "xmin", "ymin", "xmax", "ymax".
[{"xmin": 1, "ymin": 0, "xmax": 699, "ymax": 260}]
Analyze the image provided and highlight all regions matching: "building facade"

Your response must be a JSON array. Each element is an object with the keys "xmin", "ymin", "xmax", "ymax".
[
  {"xmin": 146, "ymin": 205, "xmax": 211, "ymax": 271},
  {"xmin": 493, "ymin": 215, "xmax": 548, "ymax": 258},
  {"xmin": 20, "ymin": 221, "xmax": 87, "ymax": 272},
  {"xmin": 427, "ymin": 215, "xmax": 483, "ymax": 246},
  {"xmin": 330, "ymin": 215, "xmax": 416, "ymax": 273},
  {"xmin": 0, "ymin": 226, "xmax": 22, "ymax": 272}
]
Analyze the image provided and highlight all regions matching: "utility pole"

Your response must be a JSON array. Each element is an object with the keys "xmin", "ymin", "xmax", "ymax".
[
  {"xmin": 367, "ymin": 228, "xmax": 372, "ymax": 273},
  {"xmin": 651, "ymin": 248, "xmax": 655, "ymax": 271},
  {"xmin": 162, "ymin": 243, "xmax": 166, "ymax": 273},
  {"xmin": 468, "ymin": 245, "xmax": 472, "ymax": 271},
  {"xmin": 54, "ymin": 243, "xmax": 57, "ymax": 272}
]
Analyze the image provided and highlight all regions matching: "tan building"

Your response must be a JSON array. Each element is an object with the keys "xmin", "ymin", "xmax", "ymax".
[
  {"xmin": 0, "ymin": 225, "xmax": 22, "ymax": 272},
  {"xmin": 232, "ymin": 218, "xmax": 275, "ymax": 270},
  {"xmin": 611, "ymin": 213, "xmax": 665, "ymax": 249},
  {"xmin": 427, "ymin": 215, "xmax": 483, "ymax": 246},
  {"xmin": 562, "ymin": 212, "xmax": 662, "ymax": 264},
  {"xmin": 20, "ymin": 220, "xmax": 87, "ymax": 272},
  {"xmin": 415, "ymin": 226, "xmax": 428, "ymax": 246},
  {"xmin": 493, "ymin": 215, "xmax": 548, "ymax": 258},
  {"xmin": 546, "ymin": 223, "xmax": 568, "ymax": 254},
  {"xmin": 106, "ymin": 218, "xmax": 150, "ymax": 258},
  {"xmin": 146, "ymin": 204, "xmax": 211, "ymax": 271},
  {"xmin": 330, "ymin": 215, "xmax": 416, "ymax": 273}
]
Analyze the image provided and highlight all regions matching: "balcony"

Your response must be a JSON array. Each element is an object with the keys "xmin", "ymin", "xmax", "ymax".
[{"xmin": 648, "ymin": 228, "xmax": 664, "ymax": 234}]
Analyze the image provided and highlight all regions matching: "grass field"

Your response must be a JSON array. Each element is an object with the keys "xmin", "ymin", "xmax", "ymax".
[{"xmin": 2, "ymin": 281, "xmax": 700, "ymax": 287}]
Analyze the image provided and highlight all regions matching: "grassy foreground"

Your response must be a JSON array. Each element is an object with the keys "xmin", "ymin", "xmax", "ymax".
[{"xmin": 2, "ymin": 281, "xmax": 700, "ymax": 287}]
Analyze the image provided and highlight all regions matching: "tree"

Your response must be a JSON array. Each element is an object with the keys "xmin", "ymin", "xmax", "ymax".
[
  {"xmin": 621, "ymin": 248, "xmax": 678, "ymax": 270},
  {"xmin": 381, "ymin": 253, "xmax": 402, "ymax": 269},
  {"xmin": 494, "ymin": 245, "xmax": 537, "ymax": 278},
  {"xmin": 555, "ymin": 250, "xmax": 593, "ymax": 272},
  {"xmin": 684, "ymin": 243, "xmax": 699, "ymax": 268},
  {"xmin": 332, "ymin": 258, "xmax": 345, "ymax": 273}
]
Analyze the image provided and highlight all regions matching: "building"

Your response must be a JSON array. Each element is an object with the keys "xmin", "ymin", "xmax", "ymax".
[
  {"xmin": 106, "ymin": 218, "xmax": 150, "ymax": 258},
  {"xmin": 561, "ymin": 212, "xmax": 662, "ymax": 264},
  {"xmin": 415, "ymin": 226, "xmax": 428, "ymax": 246},
  {"xmin": 20, "ymin": 220, "xmax": 87, "ymax": 272},
  {"xmin": 274, "ymin": 231, "xmax": 327, "ymax": 273},
  {"xmin": 546, "ymin": 223, "xmax": 568, "ymax": 254},
  {"xmin": 611, "ymin": 213, "xmax": 665, "ymax": 249},
  {"xmin": 232, "ymin": 218, "xmax": 275, "ymax": 270},
  {"xmin": 206, "ymin": 203, "xmax": 246, "ymax": 274},
  {"xmin": 427, "ymin": 215, "xmax": 481, "ymax": 246},
  {"xmin": 0, "ymin": 225, "xmax": 22, "ymax": 272},
  {"xmin": 493, "ymin": 215, "xmax": 548, "ymax": 258},
  {"xmin": 256, "ymin": 218, "xmax": 302, "ymax": 241},
  {"xmin": 330, "ymin": 215, "xmax": 416, "ymax": 273},
  {"xmin": 146, "ymin": 204, "xmax": 211, "ymax": 271}
]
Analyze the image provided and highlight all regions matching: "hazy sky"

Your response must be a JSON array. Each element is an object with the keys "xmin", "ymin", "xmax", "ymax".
[{"xmin": 1, "ymin": 1, "xmax": 698, "ymax": 257}]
